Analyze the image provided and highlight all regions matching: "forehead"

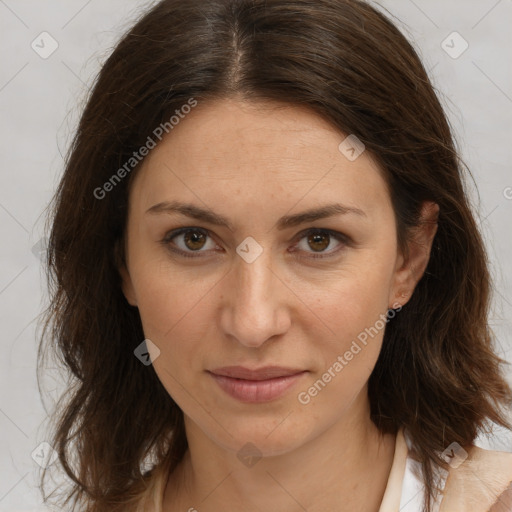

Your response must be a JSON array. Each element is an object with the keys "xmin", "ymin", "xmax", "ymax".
[{"xmin": 128, "ymin": 98, "xmax": 391, "ymax": 218}]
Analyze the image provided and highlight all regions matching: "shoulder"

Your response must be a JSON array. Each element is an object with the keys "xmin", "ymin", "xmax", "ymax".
[{"xmin": 440, "ymin": 445, "xmax": 512, "ymax": 512}]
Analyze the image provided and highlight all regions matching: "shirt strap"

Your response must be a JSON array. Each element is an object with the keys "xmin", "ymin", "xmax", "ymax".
[{"xmin": 378, "ymin": 428, "xmax": 409, "ymax": 512}]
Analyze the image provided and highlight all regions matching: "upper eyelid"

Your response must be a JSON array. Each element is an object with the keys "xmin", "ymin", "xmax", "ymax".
[
  {"xmin": 165, "ymin": 226, "xmax": 344, "ymax": 240},
  {"xmin": 164, "ymin": 226, "xmax": 348, "ymax": 251}
]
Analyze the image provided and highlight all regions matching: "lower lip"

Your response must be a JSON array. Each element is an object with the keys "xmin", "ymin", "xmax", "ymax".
[{"xmin": 208, "ymin": 371, "xmax": 307, "ymax": 403}]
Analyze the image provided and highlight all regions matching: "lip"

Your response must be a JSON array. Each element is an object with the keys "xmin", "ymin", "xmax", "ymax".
[{"xmin": 207, "ymin": 366, "xmax": 308, "ymax": 403}]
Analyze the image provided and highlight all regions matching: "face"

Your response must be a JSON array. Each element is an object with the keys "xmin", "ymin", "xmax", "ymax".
[{"xmin": 120, "ymin": 98, "xmax": 434, "ymax": 457}]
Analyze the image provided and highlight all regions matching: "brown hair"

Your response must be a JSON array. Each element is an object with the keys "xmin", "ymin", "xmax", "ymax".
[{"xmin": 38, "ymin": 0, "xmax": 512, "ymax": 511}]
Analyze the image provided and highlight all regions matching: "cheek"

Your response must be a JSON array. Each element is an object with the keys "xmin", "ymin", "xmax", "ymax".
[
  {"xmin": 132, "ymin": 253, "xmax": 216, "ymax": 336},
  {"xmin": 295, "ymin": 257, "xmax": 394, "ymax": 341},
  {"xmin": 311, "ymin": 286, "xmax": 388, "ymax": 383},
  {"xmin": 293, "ymin": 254, "xmax": 395, "ymax": 385},
  {"xmin": 134, "ymin": 272, "xmax": 213, "ymax": 408},
  {"xmin": 131, "ymin": 261, "xmax": 223, "ymax": 387},
  {"xmin": 295, "ymin": 280, "xmax": 391, "ymax": 414}
]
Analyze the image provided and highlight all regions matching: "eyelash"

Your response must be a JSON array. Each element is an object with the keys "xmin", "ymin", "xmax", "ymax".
[{"xmin": 160, "ymin": 227, "xmax": 351, "ymax": 260}]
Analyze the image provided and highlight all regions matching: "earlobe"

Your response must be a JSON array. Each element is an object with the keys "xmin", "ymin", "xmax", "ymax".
[{"xmin": 389, "ymin": 201, "xmax": 439, "ymax": 308}]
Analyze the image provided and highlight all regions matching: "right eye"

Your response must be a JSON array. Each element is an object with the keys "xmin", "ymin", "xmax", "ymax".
[{"xmin": 161, "ymin": 227, "xmax": 220, "ymax": 258}]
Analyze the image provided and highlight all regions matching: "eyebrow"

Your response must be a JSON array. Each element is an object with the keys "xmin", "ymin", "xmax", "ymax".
[{"xmin": 145, "ymin": 200, "xmax": 366, "ymax": 231}]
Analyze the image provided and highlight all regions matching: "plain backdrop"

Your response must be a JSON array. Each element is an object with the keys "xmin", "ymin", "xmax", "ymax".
[{"xmin": 0, "ymin": 0, "xmax": 511, "ymax": 510}]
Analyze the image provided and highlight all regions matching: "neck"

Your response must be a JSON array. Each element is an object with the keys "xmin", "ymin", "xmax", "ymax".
[{"xmin": 163, "ymin": 392, "xmax": 396, "ymax": 512}]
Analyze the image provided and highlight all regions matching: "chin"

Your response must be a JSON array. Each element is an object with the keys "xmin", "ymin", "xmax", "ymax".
[{"xmin": 195, "ymin": 411, "xmax": 317, "ymax": 458}]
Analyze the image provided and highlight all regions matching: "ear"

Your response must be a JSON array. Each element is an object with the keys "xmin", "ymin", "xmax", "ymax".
[
  {"xmin": 114, "ymin": 238, "xmax": 138, "ymax": 307},
  {"xmin": 389, "ymin": 201, "xmax": 439, "ymax": 308}
]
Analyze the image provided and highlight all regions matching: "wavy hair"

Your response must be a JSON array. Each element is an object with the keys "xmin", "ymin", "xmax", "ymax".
[{"xmin": 38, "ymin": 0, "xmax": 512, "ymax": 510}]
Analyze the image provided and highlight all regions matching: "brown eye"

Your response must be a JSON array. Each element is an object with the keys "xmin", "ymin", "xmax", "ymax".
[
  {"xmin": 162, "ymin": 227, "xmax": 349, "ymax": 260},
  {"xmin": 162, "ymin": 227, "xmax": 217, "ymax": 258},
  {"xmin": 292, "ymin": 228, "xmax": 348, "ymax": 259},
  {"xmin": 183, "ymin": 230, "xmax": 207, "ymax": 251},
  {"xmin": 307, "ymin": 232, "xmax": 330, "ymax": 252}
]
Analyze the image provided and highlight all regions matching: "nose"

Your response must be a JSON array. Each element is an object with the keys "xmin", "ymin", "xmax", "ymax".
[{"xmin": 219, "ymin": 249, "xmax": 291, "ymax": 348}]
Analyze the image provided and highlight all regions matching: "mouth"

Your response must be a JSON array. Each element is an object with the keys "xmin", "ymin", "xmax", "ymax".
[{"xmin": 207, "ymin": 366, "xmax": 308, "ymax": 403}]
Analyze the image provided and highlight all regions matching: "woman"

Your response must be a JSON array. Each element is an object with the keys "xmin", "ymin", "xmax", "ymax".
[{"xmin": 38, "ymin": 0, "xmax": 512, "ymax": 511}]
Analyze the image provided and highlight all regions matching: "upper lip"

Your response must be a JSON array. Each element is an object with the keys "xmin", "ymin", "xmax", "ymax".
[{"xmin": 208, "ymin": 366, "xmax": 306, "ymax": 381}]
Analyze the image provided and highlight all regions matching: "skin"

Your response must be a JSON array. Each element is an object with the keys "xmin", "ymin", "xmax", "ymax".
[{"xmin": 119, "ymin": 97, "xmax": 439, "ymax": 512}]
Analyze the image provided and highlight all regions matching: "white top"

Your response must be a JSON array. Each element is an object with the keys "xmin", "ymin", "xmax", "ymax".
[
  {"xmin": 379, "ymin": 429, "xmax": 512, "ymax": 512},
  {"xmin": 136, "ymin": 429, "xmax": 512, "ymax": 512},
  {"xmin": 379, "ymin": 429, "xmax": 444, "ymax": 512}
]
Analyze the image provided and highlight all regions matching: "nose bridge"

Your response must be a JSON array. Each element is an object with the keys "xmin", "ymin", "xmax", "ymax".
[
  {"xmin": 221, "ymin": 243, "xmax": 289, "ymax": 346},
  {"xmin": 236, "ymin": 248, "xmax": 273, "ymax": 305}
]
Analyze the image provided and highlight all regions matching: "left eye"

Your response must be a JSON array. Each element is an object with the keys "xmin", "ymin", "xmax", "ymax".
[
  {"xmin": 292, "ymin": 229, "xmax": 347, "ymax": 258},
  {"xmin": 161, "ymin": 227, "xmax": 348, "ymax": 259}
]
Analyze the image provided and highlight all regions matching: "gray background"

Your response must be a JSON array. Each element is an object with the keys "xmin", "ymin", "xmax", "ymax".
[{"xmin": 0, "ymin": 0, "xmax": 511, "ymax": 510}]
